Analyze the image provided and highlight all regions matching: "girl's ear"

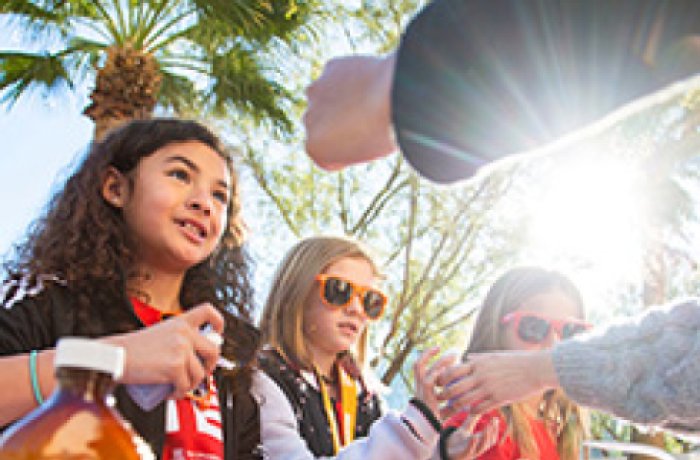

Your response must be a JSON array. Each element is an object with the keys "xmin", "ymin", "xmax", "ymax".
[{"xmin": 101, "ymin": 166, "xmax": 129, "ymax": 208}]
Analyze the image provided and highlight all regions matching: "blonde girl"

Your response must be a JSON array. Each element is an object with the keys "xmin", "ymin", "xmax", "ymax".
[
  {"xmin": 253, "ymin": 235, "xmax": 457, "ymax": 459},
  {"xmin": 442, "ymin": 267, "xmax": 589, "ymax": 460}
]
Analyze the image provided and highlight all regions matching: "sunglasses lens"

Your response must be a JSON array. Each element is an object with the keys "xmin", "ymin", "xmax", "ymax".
[
  {"xmin": 362, "ymin": 291, "xmax": 385, "ymax": 319},
  {"xmin": 562, "ymin": 323, "xmax": 587, "ymax": 339},
  {"xmin": 323, "ymin": 277, "xmax": 353, "ymax": 306},
  {"xmin": 517, "ymin": 316, "xmax": 551, "ymax": 343}
]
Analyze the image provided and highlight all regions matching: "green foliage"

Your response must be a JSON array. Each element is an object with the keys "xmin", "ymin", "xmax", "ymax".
[
  {"xmin": 232, "ymin": 4, "xmax": 700, "ymax": 432},
  {"xmin": 228, "ymin": 0, "xmax": 523, "ymax": 389},
  {"xmin": 206, "ymin": 45, "xmax": 292, "ymax": 128},
  {"xmin": 0, "ymin": 0, "xmax": 320, "ymax": 129},
  {"xmin": 588, "ymin": 411, "xmax": 698, "ymax": 456},
  {"xmin": 240, "ymin": 119, "xmax": 523, "ymax": 385},
  {"xmin": 0, "ymin": 51, "xmax": 72, "ymax": 105}
]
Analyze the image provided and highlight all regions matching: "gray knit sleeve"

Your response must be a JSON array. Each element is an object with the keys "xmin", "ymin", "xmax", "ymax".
[{"xmin": 552, "ymin": 298, "xmax": 700, "ymax": 432}]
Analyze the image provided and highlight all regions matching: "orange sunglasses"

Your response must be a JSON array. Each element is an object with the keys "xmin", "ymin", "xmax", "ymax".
[{"xmin": 315, "ymin": 274, "xmax": 387, "ymax": 320}]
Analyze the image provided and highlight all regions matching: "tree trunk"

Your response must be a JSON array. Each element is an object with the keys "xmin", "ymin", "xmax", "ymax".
[
  {"xmin": 381, "ymin": 337, "xmax": 414, "ymax": 386},
  {"xmin": 84, "ymin": 45, "xmax": 162, "ymax": 140}
]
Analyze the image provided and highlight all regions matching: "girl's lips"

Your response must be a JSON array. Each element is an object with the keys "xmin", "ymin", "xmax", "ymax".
[
  {"xmin": 337, "ymin": 321, "xmax": 359, "ymax": 335},
  {"xmin": 176, "ymin": 218, "xmax": 208, "ymax": 238},
  {"xmin": 176, "ymin": 219, "xmax": 207, "ymax": 243}
]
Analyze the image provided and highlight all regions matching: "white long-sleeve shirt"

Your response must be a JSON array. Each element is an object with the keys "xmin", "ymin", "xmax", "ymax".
[{"xmin": 251, "ymin": 370, "xmax": 440, "ymax": 460}]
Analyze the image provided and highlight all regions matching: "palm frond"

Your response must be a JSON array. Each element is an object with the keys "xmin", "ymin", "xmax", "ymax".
[
  {"xmin": 135, "ymin": 0, "xmax": 184, "ymax": 49},
  {"xmin": 1, "ymin": 0, "xmax": 104, "ymax": 25},
  {"xmin": 111, "ymin": 0, "xmax": 129, "ymax": 37},
  {"xmin": 66, "ymin": 36, "xmax": 109, "ymax": 54},
  {"xmin": 2, "ymin": 0, "xmax": 107, "ymax": 47},
  {"xmin": 0, "ymin": 0, "xmax": 60, "ymax": 19},
  {"xmin": 84, "ymin": 0, "xmax": 125, "ymax": 44},
  {"xmin": 188, "ymin": 0, "xmax": 315, "ymax": 45},
  {"xmin": 190, "ymin": 0, "xmax": 271, "ymax": 36},
  {"xmin": 0, "ymin": 51, "xmax": 72, "ymax": 105},
  {"xmin": 63, "ymin": 36, "xmax": 108, "ymax": 78},
  {"xmin": 2, "ymin": 0, "xmax": 318, "ymax": 130},
  {"xmin": 141, "ymin": 9, "xmax": 193, "ymax": 51},
  {"xmin": 157, "ymin": 69, "xmax": 199, "ymax": 114},
  {"xmin": 206, "ymin": 45, "xmax": 291, "ymax": 129},
  {"xmin": 1, "ymin": 4, "xmax": 69, "ymax": 43}
]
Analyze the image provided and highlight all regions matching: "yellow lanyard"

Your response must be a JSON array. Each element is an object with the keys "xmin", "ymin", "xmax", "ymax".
[{"xmin": 315, "ymin": 366, "xmax": 358, "ymax": 454}]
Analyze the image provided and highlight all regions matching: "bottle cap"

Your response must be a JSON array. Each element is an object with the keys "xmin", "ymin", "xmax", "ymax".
[{"xmin": 55, "ymin": 337, "xmax": 125, "ymax": 380}]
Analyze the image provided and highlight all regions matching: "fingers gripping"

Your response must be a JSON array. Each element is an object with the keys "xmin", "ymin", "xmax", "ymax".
[{"xmin": 184, "ymin": 303, "xmax": 224, "ymax": 334}]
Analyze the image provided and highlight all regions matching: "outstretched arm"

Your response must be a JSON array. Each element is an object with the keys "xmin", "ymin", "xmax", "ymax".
[
  {"xmin": 551, "ymin": 299, "xmax": 700, "ymax": 432},
  {"xmin": 437, "ymin": 299, "xmax": 700, "ymax": 433},
  {"xmin": 303, "ymin": 53, "xmax": 397, "ymax": 171},
  {"xmin": 305, "ymin": 0, "xmax": 700, "ymax": 183},
  {"xmin": 436, "ymin": 349, "xmax": 558, "ymax": 421}
]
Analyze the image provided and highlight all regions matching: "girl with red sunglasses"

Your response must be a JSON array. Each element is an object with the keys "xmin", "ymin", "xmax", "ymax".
[
  {"xmin": 442, "ymin": 267, "xmax": 588, "ymax": 460},
  {"xmin": 252, "ymin": 235, "xmax": 486, "ymax": 459}
]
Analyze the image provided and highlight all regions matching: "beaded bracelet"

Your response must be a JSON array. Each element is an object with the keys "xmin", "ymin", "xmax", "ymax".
[{"xmin": 29, "ymin": 350, "xmax": 44, "ymax": 405}]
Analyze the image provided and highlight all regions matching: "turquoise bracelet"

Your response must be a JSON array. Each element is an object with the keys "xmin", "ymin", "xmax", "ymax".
[{"xmin": 29, "ymin": 350, "xmax": 44, "ymax": 405}]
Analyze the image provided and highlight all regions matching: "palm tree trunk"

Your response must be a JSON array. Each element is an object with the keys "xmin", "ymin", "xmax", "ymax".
[{"xmin": 84, "ymin": 45, "xmax": 162, "ymax": 140}]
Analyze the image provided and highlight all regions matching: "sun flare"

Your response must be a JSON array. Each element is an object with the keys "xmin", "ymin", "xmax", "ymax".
[{"xmin": 526, "ymin": 157, "xmax": 645, "ymax": 285}]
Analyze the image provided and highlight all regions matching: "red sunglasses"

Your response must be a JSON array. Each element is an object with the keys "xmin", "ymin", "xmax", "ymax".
[
  {"xmin": 315, "ymin": 274, "xmax": 387, "ymax": 320},
  {"xmin": 501, "ymin": 311, "xmax": 590, "ymax": 344}
]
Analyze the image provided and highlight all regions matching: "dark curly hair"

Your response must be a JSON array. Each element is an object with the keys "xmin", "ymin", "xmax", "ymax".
[{"xmin": 2, "ymin": 118, "xmax": 257, "ymax": 366}]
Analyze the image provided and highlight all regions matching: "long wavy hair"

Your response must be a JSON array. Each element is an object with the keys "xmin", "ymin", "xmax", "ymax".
[
  {"xmin": 466, "ymin": 266, "xmax": 587, "ymax": 460},
  {"xmin": 260, "ymin": 235, "xmax": 381, "ymax": 386},
  {"xmin": 2, "ymin": 118, "xmax": 257, "ymax": 368}
]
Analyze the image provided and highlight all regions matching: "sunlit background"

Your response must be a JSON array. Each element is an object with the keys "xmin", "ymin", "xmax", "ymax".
[
  {"xmin": 2, "ymin": 1, "xmax": 700, "ymax": 411},
  {"xmin": 2, "ymin": 46, "xmax": 700, "ymax": 324},
  {"xmin": 520, "ymin": 155, "xmax": 647, "ymax": 320},
  {"xmin": 3, "ymin": 3, "xmax": 700, "ymax": 457}
]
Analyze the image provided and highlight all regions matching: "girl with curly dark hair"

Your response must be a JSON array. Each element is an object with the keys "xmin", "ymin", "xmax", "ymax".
[{"xmin": 0, "ymin": 118, "xmax": 261, "ymax": 459}]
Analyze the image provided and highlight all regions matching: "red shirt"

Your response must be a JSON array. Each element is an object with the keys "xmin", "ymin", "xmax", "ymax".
[
  {"xmin": 446, "ymin": 409, "xmax": 560, "ymax": 460},
  {"xmin": 131, "ymin": 298, "xmax": 224, "ymax": 460}
]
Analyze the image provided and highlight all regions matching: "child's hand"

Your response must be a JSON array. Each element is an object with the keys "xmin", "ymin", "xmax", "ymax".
[
  {"xmin": 105, "ymin": 303, "xmax": 224, "ymax": 398},
  {"xmin": 435, "ymin": 349, "xmax": 557, "ymax": 419},
  {"xmin": 412, "ymin": 347, "xmax": 458, "ymax": 419},
  {"xmin": 445, "ymin": 413, "xmax": 500, "ymax": 460}
]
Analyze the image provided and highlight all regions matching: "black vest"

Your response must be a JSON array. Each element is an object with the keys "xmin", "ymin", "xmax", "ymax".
[{"xmin": 258, "ymin": 351, "xmax": 382, "ymax": 456}]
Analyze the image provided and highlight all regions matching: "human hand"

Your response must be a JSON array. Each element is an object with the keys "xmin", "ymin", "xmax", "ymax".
[
  {"xmin": 304, "ymin": 53, "xmax": 398, "ymax": 171},
  {"xmin": 105, "ymin": 303, "xmax": 224, "ymax": 398},
  {"xmin": 445, "ymin": 412, "xmax": 500, "ymax": 460},
  {"xmin": 437, "ymin": 349, "xmax": 559, "ymax": 419},
  {"xmin": 413, "ymin": 347, "xmax": 459, "ymax": 418}
]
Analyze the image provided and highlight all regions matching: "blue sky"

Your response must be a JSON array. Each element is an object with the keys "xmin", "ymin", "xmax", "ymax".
[
  {"xmin": 2, "ymin": 14, "xmax": 698, "ymax": 316},
  {"xmin": 0, "ymin": 90, "xmax": 93, "ymax": 257},
  {"xmin": 0, "ymin": 18, "xmax": 94, "ymax": 258}
]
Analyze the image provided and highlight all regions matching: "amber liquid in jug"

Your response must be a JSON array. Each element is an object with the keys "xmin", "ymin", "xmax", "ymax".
[{"xmin": 0, "ymin": 338, "xmax": 153, "ymax": 460}]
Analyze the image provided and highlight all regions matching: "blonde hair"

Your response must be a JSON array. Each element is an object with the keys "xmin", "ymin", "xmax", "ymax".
[
  {"xmin": 259, "ymin": 235, "xmax": 381, "ymax": 372},
  {"xmin": 466, "ymin": 267, "xmax": 587, "ymax": 460}
]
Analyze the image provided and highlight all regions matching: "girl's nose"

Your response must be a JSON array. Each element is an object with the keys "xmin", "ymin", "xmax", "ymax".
[
  {"xmin": 344, "ymin": 294, "xmax": 364, "ymax": 317},
  {"xmin": 187, "ymin": 191, "xmax": 213, "ymax": 216}
]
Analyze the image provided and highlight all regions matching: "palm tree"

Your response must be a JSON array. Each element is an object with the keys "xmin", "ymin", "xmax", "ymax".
[{"xmin": 1, "ymin": 0, "xmax": 314, "ymax": 139}]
